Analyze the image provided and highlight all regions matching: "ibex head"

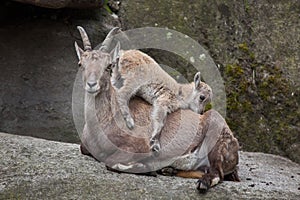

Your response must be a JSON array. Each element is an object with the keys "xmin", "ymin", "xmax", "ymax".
[
  {"xmin": 188, "ymin": 72, "xmax": 213, "ymax": 114},
  {"xmin": 75, "ymin": 26, "xmax": 121, "ymax": 94}
]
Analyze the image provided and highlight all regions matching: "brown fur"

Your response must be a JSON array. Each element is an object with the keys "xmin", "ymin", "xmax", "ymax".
[
  {"xmin": 119, "ymin": 50, "xmax": 154, "ymax": 72},
  {"xmin": 81, "ymin": 71, "xmax": 240, "ymax": 190},
  {"xmin": 75, "ymin": 26, "xmax": 239, "ymax": 192}
]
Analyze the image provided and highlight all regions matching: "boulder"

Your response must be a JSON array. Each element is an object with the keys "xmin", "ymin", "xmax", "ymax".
[{"xmin": 0, "ymin": 132, "xmax": 299, "ymax": 199}]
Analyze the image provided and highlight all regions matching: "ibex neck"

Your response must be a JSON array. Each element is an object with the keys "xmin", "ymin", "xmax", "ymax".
[
  {"xmin": 177, "ymin": 83, "xmax": 194, "ymax": 109},
  {"xmin": 85, "ymin": 73, "xmax": 115, "ymax": 126}
]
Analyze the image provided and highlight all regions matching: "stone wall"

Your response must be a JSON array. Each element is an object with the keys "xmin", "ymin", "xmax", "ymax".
[{"xmin": 0, "ymin": 0, "xmax": 119, "ymax": 143}]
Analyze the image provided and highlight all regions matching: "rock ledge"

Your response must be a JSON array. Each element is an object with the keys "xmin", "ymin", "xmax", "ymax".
[{"xmin": 0, "ymin": 132, "xmax": 299, "ymax": 199}]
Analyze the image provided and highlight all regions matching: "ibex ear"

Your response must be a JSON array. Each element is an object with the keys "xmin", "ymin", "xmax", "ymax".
[
  {"xmin": 194, "ymin": 72, "xmax": 201, "ymax": 89},
  {"xmin": 74, "ymin": 41, "xmax": 84, "ymax": 60},
  {"xmin": 110, "ymin": 41, "xmax": 120, "ymax": 64}
]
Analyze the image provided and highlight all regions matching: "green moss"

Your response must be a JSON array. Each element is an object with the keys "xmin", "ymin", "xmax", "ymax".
[
  {"xmin": 243, "ymin": 0, "xmax": 250, "ymax": 13},
  {"xmin": 224, "ymin": 44, "xmax": 299, "ymax": 160},
  {"xmin": 224, "ymin": 31, "xmax": 299, "ymax": 161},
  {"xmin": 103, "ymin": 0, "xmax": 113, "ymax": 14},
  {"xmin": 249, "ymin": 52, "xmax": 255, "ymax": 60},
  {"xmin": 225, "ymin": 64, "xmax": 244, "ymax": 77},
  {"xmin": 238, "ymin": 43, "xmax": 249, "ymax": 52},
  {"xmin": 204, "ymin": 103, "xmax": 212, "ymax": 112}
]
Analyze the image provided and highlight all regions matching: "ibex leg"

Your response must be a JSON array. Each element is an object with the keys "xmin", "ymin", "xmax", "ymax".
[
  {"xmin": 115, "ymin": 89, "xmax": 137, "ymax": 130},
  {"xmin": 149, "ymin": 101, "xmax": 169, "ymax": 155}
]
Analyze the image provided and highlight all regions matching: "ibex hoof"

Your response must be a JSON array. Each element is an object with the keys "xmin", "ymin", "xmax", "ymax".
[
  {"xmin": 160, "ymin": 167, "xmax": 178, "ymax": 176},
  {"xmin": 150, "ymin": 139, "xmax": 161, "ymax": 156},
  {"xmin": 125, "ymin": 117, "xmax": 135, "ymax": 130},
  {"xmin": 196, "ymin": 179, "xmax": 210, "ymax": 193}
]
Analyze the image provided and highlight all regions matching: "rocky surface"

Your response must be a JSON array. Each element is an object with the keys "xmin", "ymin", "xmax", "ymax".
[{"xmin": 0, "ymin": 132, "xmax": 299, "ymax": 199}]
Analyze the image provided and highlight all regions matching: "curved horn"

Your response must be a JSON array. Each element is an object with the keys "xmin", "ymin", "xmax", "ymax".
[
  {"xmin": 99, "ymin": 27, "xmax": 121, "ymax": 52},
  {"xmin": 77, "ymin": 26, "xmax": 92, "ymax": 51}
]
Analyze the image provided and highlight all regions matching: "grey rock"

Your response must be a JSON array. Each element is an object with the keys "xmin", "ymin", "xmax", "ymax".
[
  {"xmin": 0, "ymin": 132, "xmax": 299, "ymax": 199},
  {"xmin": 0, "ymin": 1, "xmax": 120, "ymax": 143}
]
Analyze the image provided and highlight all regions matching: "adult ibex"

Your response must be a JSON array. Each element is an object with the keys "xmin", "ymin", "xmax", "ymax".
[
  {"xmin": 75, "ymin": 26, "xmax": 240, "ymax": 192},
  {"xmin": 110, "ymin": 44, "xmax": 212, "ymax": 155}
]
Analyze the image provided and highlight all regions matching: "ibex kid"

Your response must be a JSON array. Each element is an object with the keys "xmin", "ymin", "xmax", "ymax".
[{"xmin": 111, "ymin": 43, "xmax": 212, "ymax": 155}]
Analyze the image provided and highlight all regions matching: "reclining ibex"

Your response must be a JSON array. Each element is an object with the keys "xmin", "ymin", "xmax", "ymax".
[
  {"xmin": 75, "ymin": 26, "xmax": 240, "ymax": 193},
  {"xmin": 110, "ymin": 43, "xmax": 212, "ymax": 155}
]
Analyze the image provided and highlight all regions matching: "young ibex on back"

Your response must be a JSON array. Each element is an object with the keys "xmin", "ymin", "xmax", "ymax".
[{"xmin": 111, "ymin": 43, "xmax": 212, "ymax": 155}]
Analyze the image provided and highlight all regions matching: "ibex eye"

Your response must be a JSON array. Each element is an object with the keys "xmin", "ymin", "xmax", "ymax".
[
  {"xmin": 78, "ymin": 61, "xmax": 82, "ymax": 67},
  {"xmin": 200, "ymin": 95, "xmax": 206, "ymax": 101}
]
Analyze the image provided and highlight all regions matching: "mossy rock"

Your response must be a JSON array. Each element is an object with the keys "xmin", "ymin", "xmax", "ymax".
[{"xmin": 119, "ymin": 0, "xmax": 300, "ymax": 163}]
